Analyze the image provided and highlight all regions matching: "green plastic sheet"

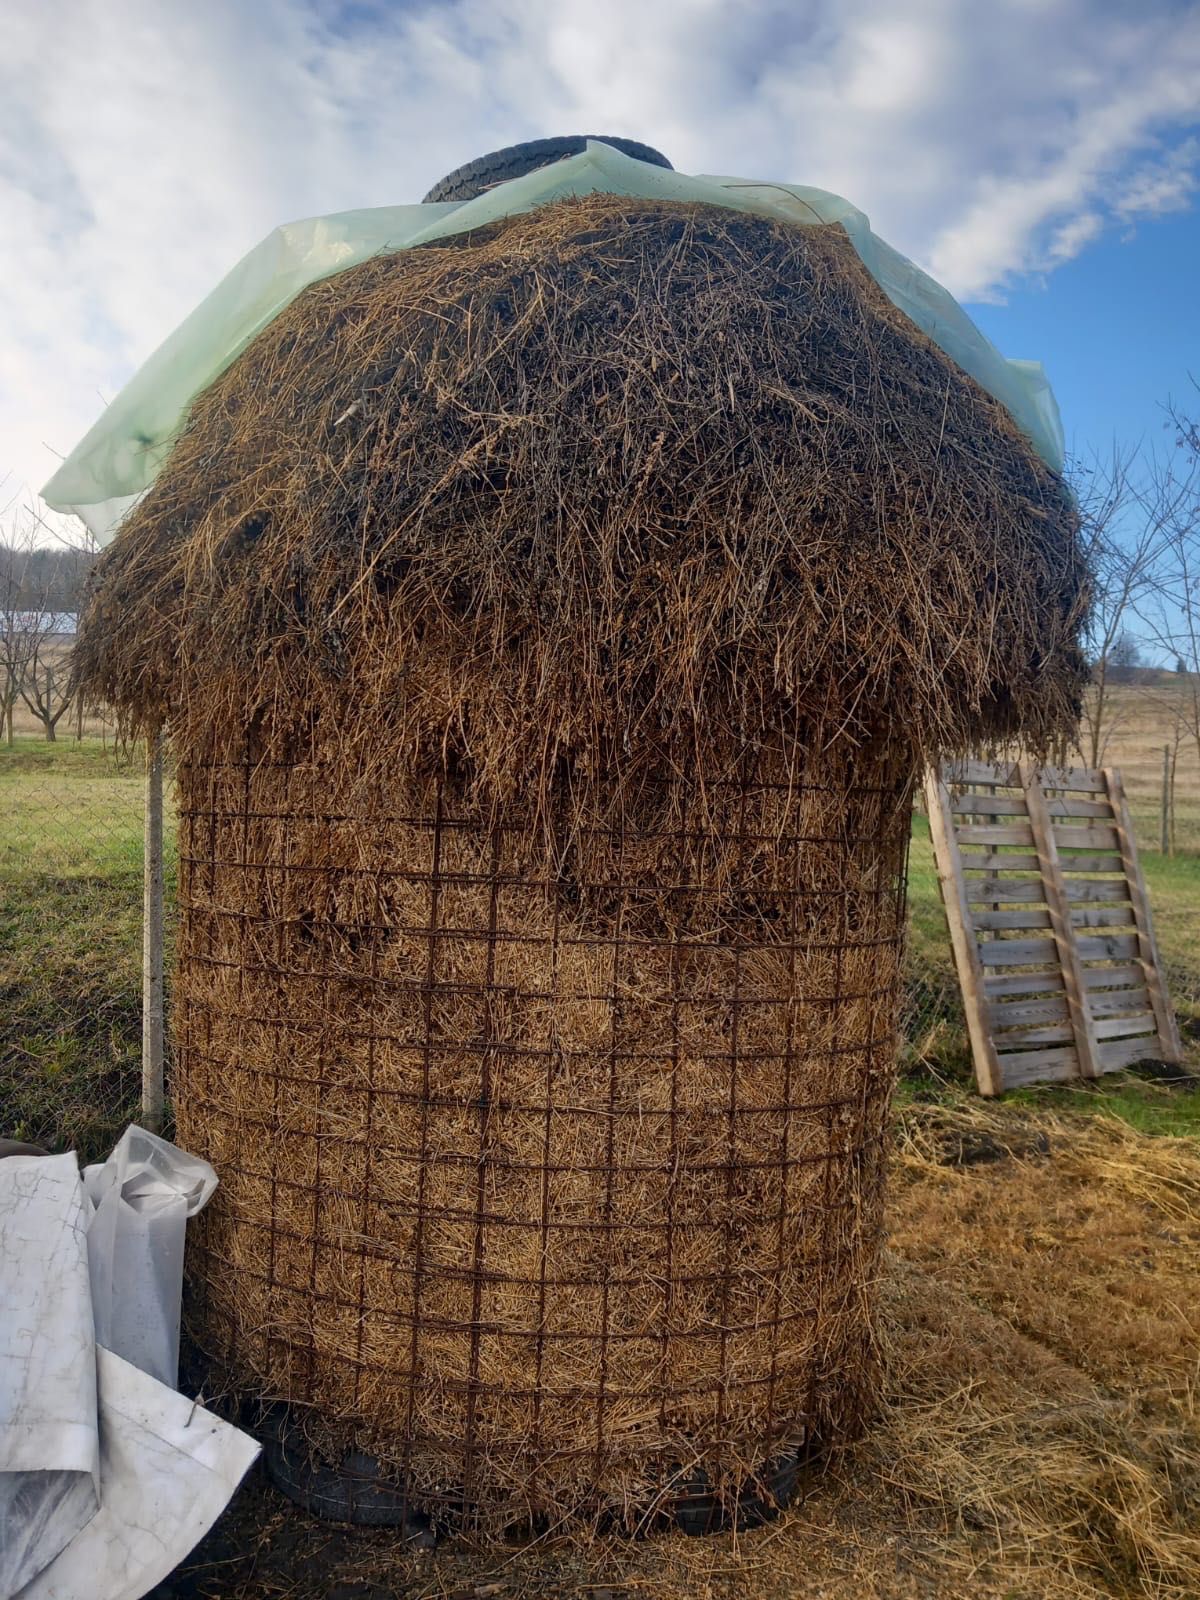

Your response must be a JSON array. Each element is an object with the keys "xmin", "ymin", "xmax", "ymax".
[{"xmin": 43, "ymin": 142, "xmax": 1065, "ymax": 543}]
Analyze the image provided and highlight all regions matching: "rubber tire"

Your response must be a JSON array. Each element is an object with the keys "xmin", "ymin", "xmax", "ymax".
[
  {"xmin": 671, "ymin": 1449, "xmax": 805, "ymax": 1536},
  {"xmin": 260, "ymin": 1404, "xmax": 436, "ymax": 1538},
  {"xmin": 423, "ymin": 136, "xmax": 672, "ymax": 204}
]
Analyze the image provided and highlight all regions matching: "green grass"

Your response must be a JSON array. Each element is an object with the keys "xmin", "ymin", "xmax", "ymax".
[
  {"xmin": 0, "ymin": 739, "xmax": 147, "ymax": 879},
  {"xmin": 1006, "ymin": 1072, "xmax": 1200, "ymax": 1136},
  {"xmin": 0, "ymin": 873, "xmax": 143, "ymax": 1159},
  {"xmin": 897, "ymin": 1061, "xmax": 1200, "ymax": 1137},
  {"xmin": 2, "ymin": 741, "xmax": 1198, "ymax": 1157},
  {"xmin": 0, "ymin": 739, "xmax": 169, "ymax": 1159}
]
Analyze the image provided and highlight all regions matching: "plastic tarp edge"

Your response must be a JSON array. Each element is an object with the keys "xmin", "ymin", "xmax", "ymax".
[{"xmin": 42, "ymin": 141, "xmax": 1065, "ymax": 544}]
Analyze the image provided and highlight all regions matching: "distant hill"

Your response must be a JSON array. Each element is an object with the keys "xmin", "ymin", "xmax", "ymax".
[{"xmin": 1100, "ymin": 664, "xmax": 1190, "ymax": 687}]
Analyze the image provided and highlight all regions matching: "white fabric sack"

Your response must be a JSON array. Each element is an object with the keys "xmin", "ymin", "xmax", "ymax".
[
  {"xmin": 1, "ymin": 1135, "xmax": 257, "ymax": 1600},
  {"xmin": 0, "ymin": 1157, "xmax": 100, "ymax": 1600},
  {"xmin": 15, "ymin": 1348, "xmax": 259, "ymax": 1600},
  {"xmin": 82, "ymin": 1127, "xmax": 218, "ymax": 1390}
]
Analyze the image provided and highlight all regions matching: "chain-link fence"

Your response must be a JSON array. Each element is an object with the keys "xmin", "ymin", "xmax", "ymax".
[{"xmin": 3, "ymin": 711, "xmax": 1198, "ymax": 1161}]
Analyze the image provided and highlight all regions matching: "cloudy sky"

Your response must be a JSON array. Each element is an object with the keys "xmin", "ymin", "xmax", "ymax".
[{"xmin": 4, "ymin": 0, "xmax": 1200, "ymax": 521}]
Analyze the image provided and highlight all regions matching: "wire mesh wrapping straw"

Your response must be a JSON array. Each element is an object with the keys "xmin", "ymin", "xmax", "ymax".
[
  {"xmin": 176, "ymin": 736, "xmax": 911, "ymax": 1527},
  {"xmin": 73, "ymin": 195, "xmax": 1088, "ymax": 1529}
]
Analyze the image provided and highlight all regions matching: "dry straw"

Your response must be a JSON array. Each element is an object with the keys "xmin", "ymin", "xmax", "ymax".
[{"xmin": 75, "ymin": 195, "xmax": 1087, "ymax": 1531}]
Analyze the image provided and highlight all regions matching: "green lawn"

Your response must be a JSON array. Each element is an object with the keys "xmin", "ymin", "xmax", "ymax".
[
  {"xmin": 2, "ymin": 740, "xmax": 1197, "ymax": 1155},
  {"xmin": 0, "ymin": 739, "xmax": 166, "ymax": 1159}
]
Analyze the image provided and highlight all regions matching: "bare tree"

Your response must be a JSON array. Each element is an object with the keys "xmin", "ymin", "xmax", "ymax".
[
  {"xmin": 19, "ymin": 648, "xmax": 74, "ymax": 742},
  {"xmin": 0, "ymin": 546, "xmax": 35, "ymax": 746},
  {"xmin": 0, "ymin": 510, "xmax": 94, "ymax": 743},
  {"xmin": 1144, "ymin": 395, "xmax": 1200, "ymax": 771},
  {"xmin": 1106, "ymin": 632, "xmax": 1143, "ymax": 684},
  {"xmin": 1071, "ymin": 447, "xmax": 1168, "ymax": 767}
]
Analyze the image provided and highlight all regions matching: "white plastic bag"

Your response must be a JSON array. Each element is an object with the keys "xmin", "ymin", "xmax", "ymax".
[
  {"xmin": 0, "ymin": 1156, "xmax": 100, "ymax": 1600},
  {"xmin": 0, "ymin": 1135, "xmax": 254, "ymax": 1600},
  {"xmin": 15, "ymin": 1348, "xmax": 259, "ymax": 1600},
  {"xmin": 82, "ymin": 1127, "xmax": 218, "ymax": 1390}
]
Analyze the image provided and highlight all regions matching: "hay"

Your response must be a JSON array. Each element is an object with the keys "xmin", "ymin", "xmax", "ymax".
[
  {"xmin": 170, "ymin": 1103, "xmax": 1200, "ymax": 1597},
  {"xmin": 75, "ymin": 196, "xmax": 1085, "ymax": 798},
  {"xmin": 173, "ymin": 739, "xmax": 911, "ymax": 1527},
  {"xmin": 74, "ymin": 195, "xmax": 1087, "ymax": 1530},
  {"xmin": 883, "ymin": 1102, "xmax": 1200, "ymax": 1597}
]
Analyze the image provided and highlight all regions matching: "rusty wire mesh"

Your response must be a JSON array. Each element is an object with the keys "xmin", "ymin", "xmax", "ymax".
[{"xmin": 173, "ymin": 742, "xmax": 913, "ymax": 1531}]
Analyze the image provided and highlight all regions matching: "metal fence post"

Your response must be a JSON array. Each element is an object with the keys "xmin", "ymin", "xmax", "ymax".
[
  {"xmin": 1161, "ymin": 743, "xmax": 1170, "ymax": 855},
  {"xmin": 143, "ymin": 730, "xmax": 165, "ymax": 1131}
]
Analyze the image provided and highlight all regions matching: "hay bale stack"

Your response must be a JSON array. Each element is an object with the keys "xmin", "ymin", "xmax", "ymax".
[{"xmin": 76, "ymin": 195, "xmax": 1086, "ymax": 1530}]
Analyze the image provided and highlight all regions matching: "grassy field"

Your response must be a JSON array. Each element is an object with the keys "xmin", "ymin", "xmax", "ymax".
[{"xmin": 0, "ymin": 738, "xmax": 155, "ymax": 1156}]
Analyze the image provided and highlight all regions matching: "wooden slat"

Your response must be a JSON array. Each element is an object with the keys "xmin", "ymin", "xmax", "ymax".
[
  {"xmin": 994, "ymin": 1045, "xmax": 1080, "ymax": 1085},
  {"xmin": 924, "ymin": 771, "xmax": 1005, "ymax": 1097},
  {"xmin": 964, "ymin": 877, "xmax": 1045, "ymax": 903},
  {"xmin": 1062, "ymin": 851, "xmax": 1126, "ymax": 876},
  {"xmin": 957, "ymin": 850, "xmax": 1042, "ymax": 873},
  {"xmin": 1020, "ymin": 762, "xmax": 1101, "ymax": 1081},
  {"xmin": 1063, "ymin": 879, "xmax": 1131, "ymax": 904},
  {"xmin": 1097, "ymin": 1034, "xmax": 1163, "ymax": 1073},
  {"xmin": 1082, "ymin": 964, "xmax": 1144, "ymax": 991},
  {"xmin": 1093, "ymin": 1012, "xmax": 1157, "ymax": 1040},
  {"xmin": 956, "ymin": 823, "xmax": 1036, "ymax": 846},
  {"xmin": 1054, "ymin": 825, "xmax": 1120, "ymax": 850},
  {"xmin": 978, "ymin": 936, "xmax": 1058, "ymax": 967},
  {"xmin": 1089, "ymin": 987, "xmax": 1151, "ymax": 1018},
  {"xmin": 1046, "ymin": 796, "xmax": 1116, "ymax": 819},
  {"xmin": 951, "ymin": 792, "xmax": 1030, "ymax": 817},
  {"xmin": 1037, "ymin": 764, "xmax": 1107, "ymax": 792},
  {"xmin": 994, "ymin": 1021, "xmax": 1074, "ymax": 1046},
  {"xmin": 1076, "ymin": 932, "xmax": 1140, "ymax": 962},
  {"xmin": 984, "ymin": 970, "xmax": 1065, "ymax": 998},
  {"xmin": 946, "ymin": 758, "xmax": 1020, "ymax": 787},
  {"xmin": 1103, "ymin": 767, "xmax": 1183, "ymax": 1066},
  {"xmin": 988, "ymin": 995, "xmax": 1070, "ymax": 1029},
  {"xmin": 1069, "ymin": 905, "xmax": 1136, "ymax": 930},
  {"xmin": 1055, "ymin": 852, "xmax": 1126, "ymax": 874},
  {"xmin": 973, "ymin": 909, "xmax": 1051, "ymax": 931},
  {"xmin": 957, "ymin": 793, "xmax": 1113, "ymax": 820}
]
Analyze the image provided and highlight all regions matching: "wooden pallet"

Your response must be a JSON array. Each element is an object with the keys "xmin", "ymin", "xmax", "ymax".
[{"xmin": 924, "ymin": 760, "xmax": 1182, "ymax": 1095}]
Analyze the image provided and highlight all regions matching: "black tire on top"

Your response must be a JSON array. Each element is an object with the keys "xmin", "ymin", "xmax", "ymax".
[{"xmin": 422, "ymin": 136, "xmax": 673, "ymax": 203}]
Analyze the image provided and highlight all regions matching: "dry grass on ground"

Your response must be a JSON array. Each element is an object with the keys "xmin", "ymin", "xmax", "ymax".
[{"xmin": 158, "ymin": 1099, "xmax": 1200, "ymax": 1600}]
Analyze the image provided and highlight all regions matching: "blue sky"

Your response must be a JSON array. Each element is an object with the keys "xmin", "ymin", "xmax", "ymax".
[
  {"xmin": 969, "ymin": 204, "xmax": 1200, "ymax": 467},
  {"xmin": 3, "ymin": 0, "xmax": 1200, "ymax": 523}
]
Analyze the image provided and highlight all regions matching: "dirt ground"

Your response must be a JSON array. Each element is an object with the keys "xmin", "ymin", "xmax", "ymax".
[{"xmin": 149, "ymin": 1096, "xmax": 1200, "ymax": 1600}]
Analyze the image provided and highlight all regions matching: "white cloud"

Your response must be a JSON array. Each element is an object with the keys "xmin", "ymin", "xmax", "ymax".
[
  {"xmin": 2, "ymin": 0, "xmax": 1199, "ymax": 514},
  {"xmin": 1044, "ymin": 210, "xmax": 1105, "ymax": 267},
  {"xmin": 1114, "ymin": 137, "xmax": 1199, "ymax": 219}
]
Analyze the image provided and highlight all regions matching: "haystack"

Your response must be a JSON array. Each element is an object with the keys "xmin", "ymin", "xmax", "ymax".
[{"xmin": 75, "ymin": 193, "xmax": 1087, "ymax": 1531}]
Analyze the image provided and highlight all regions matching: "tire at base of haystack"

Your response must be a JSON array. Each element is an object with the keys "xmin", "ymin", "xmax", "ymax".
[{"xmin": 75, "ymin": 193, "xmax": 1087, "ymax": 1533}]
